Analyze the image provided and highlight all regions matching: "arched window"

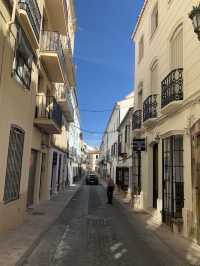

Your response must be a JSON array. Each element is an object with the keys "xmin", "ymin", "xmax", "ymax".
[
  {"xmin": 150, "ymin": 60, "xmax": 158, "ymax": 94},
  {"xmin": 170, "ymin": 25, "xmax": 183, "ymax": 70}
]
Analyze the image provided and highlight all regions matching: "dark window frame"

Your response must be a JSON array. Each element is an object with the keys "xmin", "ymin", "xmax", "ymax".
[
  {"xmin": 3, "ymin": 125, "xmax": 25, "ymax": 204},
  {"xmin": 162, "ymin": 135, "xmax": 184, "ymax": 225},
  {"xmin": 12, "ymin": 25, "xmax": 34, "ymax": 90}
]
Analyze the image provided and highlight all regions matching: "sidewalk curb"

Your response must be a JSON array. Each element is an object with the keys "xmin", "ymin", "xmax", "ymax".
[{"xmin": 16, "ymin": 183, "xmax": 82, "ymax": 266}]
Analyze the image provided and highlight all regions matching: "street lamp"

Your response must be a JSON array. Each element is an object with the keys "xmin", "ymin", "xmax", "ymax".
[{"xmin": 189, "ymin": 3, "xmax": 200, "ymax": 41}]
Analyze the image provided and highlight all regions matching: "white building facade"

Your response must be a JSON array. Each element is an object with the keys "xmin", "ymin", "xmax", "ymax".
[
  {"xmin": 117, "ymin": 108, "xmax": 134, "ymax": 197},
  {"xmin": 100, "ymin": 92, "xmax": 134, "ymax": 182},
  {"xmin": 132, "ymin": 0, "xmax": 200, "ymax": 243},
  {"xmin": 68, "ymin": 88, "xmax": 81, "ymax": 185}
]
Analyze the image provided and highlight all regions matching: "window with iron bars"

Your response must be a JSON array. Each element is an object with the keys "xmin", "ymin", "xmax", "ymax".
[
  {"xmin": 162, "ymin": 135, "xmax": 184, "ymax": 224},
  {"xmin": 4, "ymin": 126, "xmax": 25, "ymax": 204},
  {"xmin": 13, "ymin": 25, "xmax": 33, "ymax": 89}
]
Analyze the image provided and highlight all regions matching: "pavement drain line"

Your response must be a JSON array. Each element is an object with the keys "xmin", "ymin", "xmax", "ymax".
[
  {"xmin": 16, "ymin": 185, "xmax": 83, "ymax": 266},
  {"xmin": 86, "ymin": 216, "xmax": 111, "ymax": 226}
]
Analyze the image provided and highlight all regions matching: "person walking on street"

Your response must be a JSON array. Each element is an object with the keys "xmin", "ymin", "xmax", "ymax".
[{"xmin": 106, "ymin": 175, "xmax": 115, "ymax": 204}]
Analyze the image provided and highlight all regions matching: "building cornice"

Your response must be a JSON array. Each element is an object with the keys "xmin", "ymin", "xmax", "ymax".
[
  {"xmin": 118, "ymin": 107, "xmax": 133, "ymax": 131},
  {"xmin": 131, "ymin": 0, "xmax": 148, "ymax": 40}
]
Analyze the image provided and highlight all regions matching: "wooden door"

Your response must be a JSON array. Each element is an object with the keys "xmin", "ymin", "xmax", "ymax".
[
  {"xmin": 27, "ymin": 150, "xmax": 37, "ymax": 207},
  {"xmin": 191, "ymin": 122, "xmax": 200, "ymax": 243},
  {"xmin": 153, "ymin": 144, "xmax": 158, "ymax": 209}
]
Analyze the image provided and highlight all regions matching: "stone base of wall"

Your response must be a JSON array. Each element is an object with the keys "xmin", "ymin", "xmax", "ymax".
[{"xmin": 0, "ymin": 192, "xmax": 27, "ymax": 233}]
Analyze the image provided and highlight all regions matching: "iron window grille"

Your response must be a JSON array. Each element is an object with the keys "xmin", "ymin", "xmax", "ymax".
[
  {"xmin": 13, "ymin": 26, "xmax": 33, "ymax": 89},
  {"xmin": 161, "ymin": 68, "xmax": 183, "ymax": 108},
  {"xmin": 132, "ymin": 110, "xmax": 142, "ymax": 130},
  {"xmin": 4, "ymin": 126, "xmax": 25, "ymax": 203},
  {"xmin": 143, "ymin": 94, "xmax": 158, "ymax": 122},
  {"xmin": 162, "ymin": 135, "xmax": 184, "ymax": 226},
  {"xmin": 18, "ymin": 0, "xmax": 41, "ymax": 41}
]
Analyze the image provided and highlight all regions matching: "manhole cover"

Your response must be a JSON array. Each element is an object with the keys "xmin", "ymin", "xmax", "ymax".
[{"xmin": 32, "ymin": 211, "xmax": 45, "ymax": 216}]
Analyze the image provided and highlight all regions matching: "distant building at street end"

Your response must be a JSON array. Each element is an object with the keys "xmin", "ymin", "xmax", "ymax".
[
  {"xmin": 117, "ymin": 107, "xmax": 134, "ymax": 197},
  {"xmin": 86, "ymin": 149, "xmax": 101, "ymax": 173},
  {"xmin": 99, "ymin": 92, "xmax": 134, "ymax": 182}
]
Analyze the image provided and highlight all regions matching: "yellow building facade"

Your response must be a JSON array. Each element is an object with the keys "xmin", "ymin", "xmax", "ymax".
[
  {"xmin": 0, "ymin": 0, "xmax": 77, "ymax": 233},
  {"xmin": 132, "ymin": 0, "xmax": 200, "ymax": 244}
]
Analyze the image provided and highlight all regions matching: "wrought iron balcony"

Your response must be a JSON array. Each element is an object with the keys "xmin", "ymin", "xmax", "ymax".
[
  {"xmin": 40, "ymin": 31, "xmax": 67, "ymax": 82},
  {"xmin": 55, "ymin": 83, "xmax": 74, "ymax": 122},
  {"xmin": 132, "ymin": 110, "xmax": 142, "ymax": 130},
  {"xmin": 60, "ymin": 34, "xmax": 76, "ymax": 87},
  {"xmin": 161, "ymin": 68, "xmax": 183, "ymax": 109},
  {"xmin": 44, "ymin": 0, "xmax": 68, "ymax": 34},
  {"xmin": 35, "ymin": 95, "xmax": 62, "ymax": 134},
  {"xmin": 18, "ymin": 0, "xmax": 41, "ymax": 41},
  {"xmin": 143, "ymin": 94, "xmax": 158, "ymax": 122}
]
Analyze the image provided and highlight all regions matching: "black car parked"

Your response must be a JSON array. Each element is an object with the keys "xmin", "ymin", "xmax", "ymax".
[{"xmin": 86, "ymin": 174, "xmax": 99, "ymax": 185}]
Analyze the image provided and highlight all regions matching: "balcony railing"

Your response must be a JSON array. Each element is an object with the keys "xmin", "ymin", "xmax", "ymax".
[
  {"xmin": 60, "ymin": 34, "xmax": 72, "ymax": 52},
  {"xmin": 132, "ymin": 110, "xmax": 142, "ymax": 130},
  {"xmin": 18, "ymin": 0, "xmax": 41, "ymax": 40},
  {"xmin": 63, "ymin": 0, "xmax": 68, "ymax": 26},
  {"xmin": 161, "ymin": 68, "xmax": 183, "ymax": 108},
  {"xmin": 35, "ymin": 95, "xmax": 62, "ymax": 129},
  {"xmin": 55, "ymin": 83, "xmax": 74, "ymax": 121},
  {"xmin": 143, "ymin": 94, "xmax": 158, "ymax": 122},
  {"xmin": 40, "ymin": 31, "xmax": 67, "ymax": 81}
]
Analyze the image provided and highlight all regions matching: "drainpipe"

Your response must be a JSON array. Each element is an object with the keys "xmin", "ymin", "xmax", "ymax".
[{"xmin": 6, "ymin": 0, "xmax": 18, "ymax": 32}]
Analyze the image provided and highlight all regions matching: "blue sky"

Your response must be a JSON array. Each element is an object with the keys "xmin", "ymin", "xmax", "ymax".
[{"xmin": 74, "ymin": 0, "xmax": 144, "ymax": 147}]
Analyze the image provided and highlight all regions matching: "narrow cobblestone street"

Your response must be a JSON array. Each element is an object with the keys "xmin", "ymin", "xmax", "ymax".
[{"xmin": 21, "ymin": 184, "xmax": 195, "ymax": 266}]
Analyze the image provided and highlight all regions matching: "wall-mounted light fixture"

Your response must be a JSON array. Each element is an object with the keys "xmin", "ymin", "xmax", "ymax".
[{"xmin": 189, "ymin": 3, "xmax": 200, "ymax": 41}]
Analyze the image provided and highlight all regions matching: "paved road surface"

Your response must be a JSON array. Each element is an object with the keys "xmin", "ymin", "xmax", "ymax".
[{"xmin": 22, "ymin": 184, "xmax": 189, "ymax": 266}]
